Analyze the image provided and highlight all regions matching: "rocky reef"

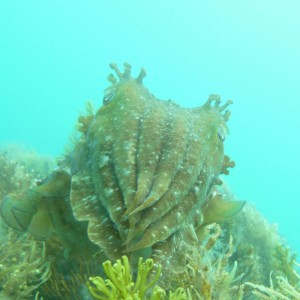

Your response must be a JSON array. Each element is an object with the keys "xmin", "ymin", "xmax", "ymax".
[{"xmin": 0, "ymin": 64, "xmax": 298, "ymax": 299}]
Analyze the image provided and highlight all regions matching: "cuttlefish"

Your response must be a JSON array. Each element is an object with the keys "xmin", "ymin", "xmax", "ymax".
[{"xmin": 0, "ymin": 63, "xmax": 245, "ymax": 259}]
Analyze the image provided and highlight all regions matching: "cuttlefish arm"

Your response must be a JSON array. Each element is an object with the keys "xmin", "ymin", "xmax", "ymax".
[
  {"xmin": 0, "ymin": 169, "xmax": 71, "ymax": 239},
  {"xmin": 0, "ymin": 196, "xmax": 36, "ymax": 231},
  {"xmin": 201, "ymin": 188, "xmax": 246, "ymax": 226}
]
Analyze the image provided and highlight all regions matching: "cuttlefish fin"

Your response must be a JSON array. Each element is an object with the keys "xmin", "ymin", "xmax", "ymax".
[
  {"xmin": 0, "ymin": 169, "xmax": 70, "ymax": 239},
  {"xmin": 202, "ymin": 190, "xmax": 245, "ymax": 225}
]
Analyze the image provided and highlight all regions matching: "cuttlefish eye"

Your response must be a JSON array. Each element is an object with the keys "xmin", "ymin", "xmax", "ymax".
[
  {"xmin": 103, "ymin": 91, "xmax": 115, "ymax": 105},
  {"xmin": 218, "ymin": 126, "xmax": 226, "ymax": 142}
]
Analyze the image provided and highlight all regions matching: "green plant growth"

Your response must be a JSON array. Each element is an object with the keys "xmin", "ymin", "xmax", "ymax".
[
  {"xmin": 246, "ymin": 262, "xmax": 300, "ymax": 299},
  {"xmin": 87, "ymin": 255, "xmax": 192, "ymax": 300}
]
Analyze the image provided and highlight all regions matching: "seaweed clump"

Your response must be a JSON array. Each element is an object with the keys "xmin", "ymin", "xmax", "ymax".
[
  {"xmin": 155, "ymin": 223, "xmax": 245, "ymax": 299},
  {"xmin": 87, "ymin": 255, "xmax": 192, "ymax": 300},
  {"xmin": 0, "ymin": 144, "xmax": 55, "ymax": 200},
  {"xmin": 38, "ymin": 244, "xmax": 101, "ymax": 300},
  {"xmin": 246, "ymin": 263, "xmax": 300, "ymax": 299},
  {"xmin": 0, "ymin": 145, "xmax": 54, "ymax": 299},
  {"xmin": 223, "ymin": 201, "xmax": 298, "ymax": 291},
  {"xmin": 86, "ymin": 209, "xmax": 299, "ymax": 300},
  {"xmin": 0, "ymin": 232, "xmax": 51, "ymax": 300}
]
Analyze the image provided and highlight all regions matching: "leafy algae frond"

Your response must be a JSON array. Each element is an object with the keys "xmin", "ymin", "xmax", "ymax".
[
  {"xmin": 88, "ymin": 255, "xmax": 160, "ymax": 299},
  {"xmin": 87, "ymin": 255, "xmax": 192, "ymax": 300}
]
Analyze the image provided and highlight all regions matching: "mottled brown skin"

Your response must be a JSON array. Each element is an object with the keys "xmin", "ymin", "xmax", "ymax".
[
  {"xmin": 0, "ymin": 63, "xmax": 244, "ymax": 260},
  {"xmin": 70, "ymin": 64, "xmax": 244, "ymax": 258}
]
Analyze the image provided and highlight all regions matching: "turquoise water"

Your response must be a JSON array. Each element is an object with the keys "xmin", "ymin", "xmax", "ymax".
[{"xmin": 0, "ymin": 0, "xmax": 299, "ymax": 256}]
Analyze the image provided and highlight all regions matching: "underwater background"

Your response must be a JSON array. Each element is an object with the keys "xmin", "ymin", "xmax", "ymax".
[{"xmin": 0, "ymin": 0, "xmax": 299, "ymax": 260}]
